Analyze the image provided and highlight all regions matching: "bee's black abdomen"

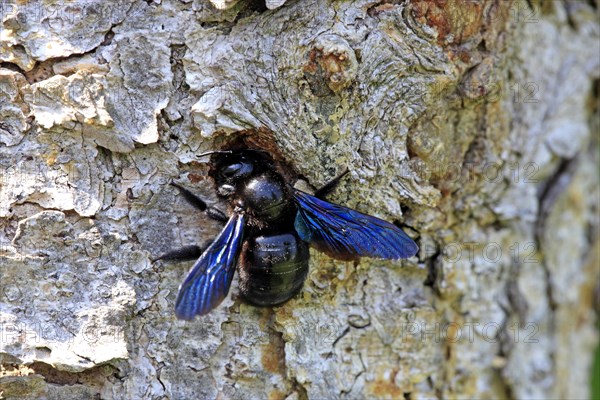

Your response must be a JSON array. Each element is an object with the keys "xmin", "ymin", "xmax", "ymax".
[{"xmin": 239, "ymin": 232, "xmax": 309, "ymax": 306}]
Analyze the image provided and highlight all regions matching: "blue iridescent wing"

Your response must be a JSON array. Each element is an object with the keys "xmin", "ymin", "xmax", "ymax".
[
  {"xmin": 175, "ymin": 214, "xmax": 245, "ymax": 320},
  {"xmin": 294, "ymin": 190, "xmax": 418, "ymax": 260}
]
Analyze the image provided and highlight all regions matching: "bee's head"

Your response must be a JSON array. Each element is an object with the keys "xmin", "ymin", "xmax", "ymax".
[{"xmin": 202, "ymin": 149, "xmax": 273, "ymax": 196}]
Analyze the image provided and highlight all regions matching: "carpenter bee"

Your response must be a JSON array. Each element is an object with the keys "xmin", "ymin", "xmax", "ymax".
[{"xmin": 157, "ymin": 149, "xmax": 418, "ymax": 320}]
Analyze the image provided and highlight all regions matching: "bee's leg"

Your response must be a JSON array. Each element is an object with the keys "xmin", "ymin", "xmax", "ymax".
[
  {"xmin": 170, "ymin": 182, "xmax": 228, "ymax": 223},
  {"xmin": 152, "ymin": 244, "xmax": 205, "ymax": 262},
  {"xmin": 314, "ymin": 169, "xmax": 350, "ymax": 199}
]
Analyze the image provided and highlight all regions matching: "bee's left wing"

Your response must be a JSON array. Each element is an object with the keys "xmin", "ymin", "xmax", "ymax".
[
  {"xmin": 293, "ymin": 190, "xmax": 418, "ymax": 260},
  {"xmin": 175, "ymin": 214, "xmax": 245, "ymax": 320}
]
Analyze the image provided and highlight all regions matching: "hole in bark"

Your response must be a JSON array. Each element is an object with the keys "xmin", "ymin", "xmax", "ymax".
[{"xmin": 247, "ymin": 0, "xmax": 268, "ymax": 13}]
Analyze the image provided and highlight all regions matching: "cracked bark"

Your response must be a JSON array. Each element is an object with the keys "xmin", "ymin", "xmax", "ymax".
[{"xmin": 1, "ymin": 1, "xmax": 599, "ymax": 399}]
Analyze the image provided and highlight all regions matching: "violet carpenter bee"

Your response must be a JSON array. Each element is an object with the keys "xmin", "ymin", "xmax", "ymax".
[{"xmin": 157, "ymin": 148, "xmax": 418, "ymax": 320}]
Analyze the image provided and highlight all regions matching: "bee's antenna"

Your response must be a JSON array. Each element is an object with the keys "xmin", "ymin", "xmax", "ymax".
[{"xmin": 196, "ymin": 150, "xmax": 233, "ymax": 158}]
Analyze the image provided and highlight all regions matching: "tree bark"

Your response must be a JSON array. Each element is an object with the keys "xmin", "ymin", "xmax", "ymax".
[{"xmin": 1, "ymin": 0, "xmax": 598, "ymax": 399}]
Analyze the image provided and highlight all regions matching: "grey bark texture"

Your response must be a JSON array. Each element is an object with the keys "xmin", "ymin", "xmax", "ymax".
[{"xmin": 0, "ymin": 0, "xmax": 599, "ymax": 399}]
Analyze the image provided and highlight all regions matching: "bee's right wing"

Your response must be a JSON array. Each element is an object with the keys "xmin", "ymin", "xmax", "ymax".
[
  {"xmin": 175, "ymin": 214, "xmax": 245, "ymax": 320},
  {"xmin": 293, "ymin": 190, "xmax": 418, "ymax": 260}
]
